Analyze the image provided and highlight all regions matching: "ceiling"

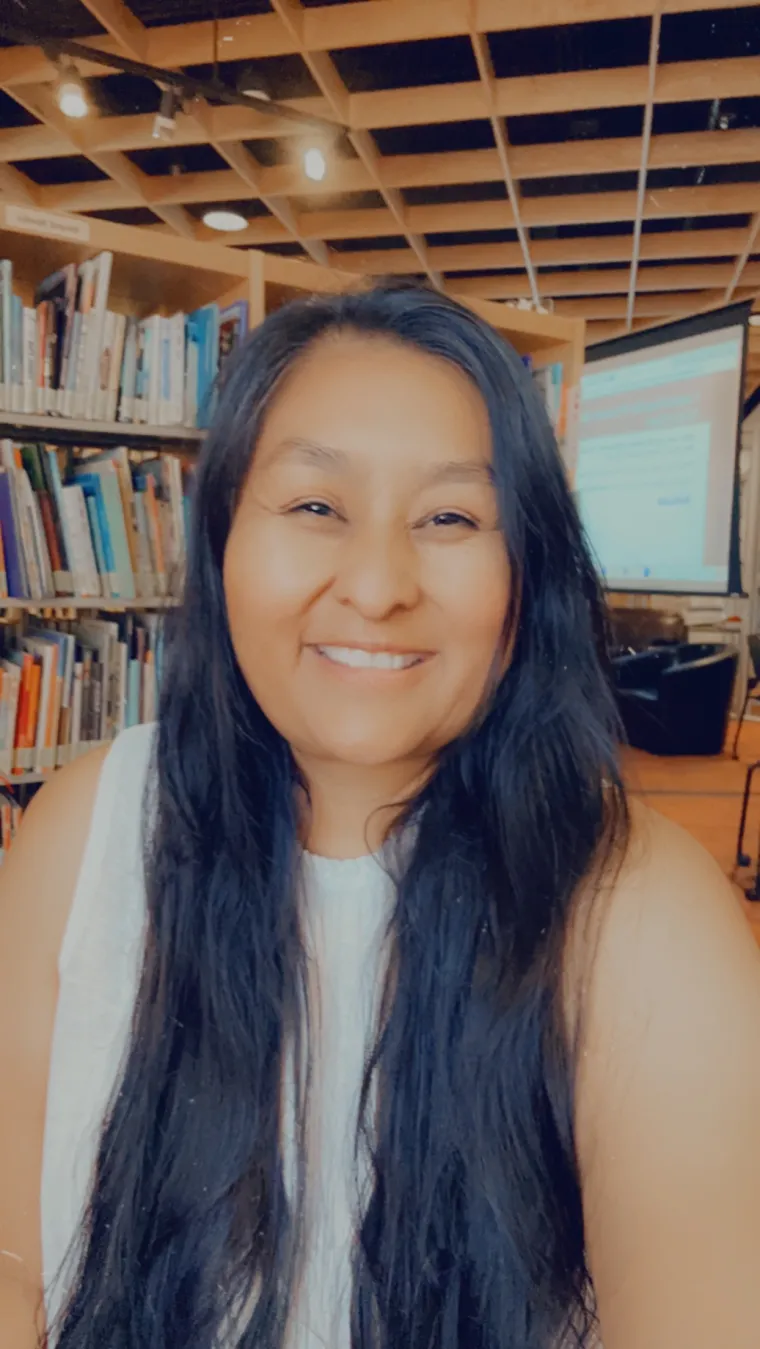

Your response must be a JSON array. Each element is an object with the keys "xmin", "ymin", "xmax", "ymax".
[{"xmin": 0, "ymin": 0, "xmax": 759, "ymax": 388}]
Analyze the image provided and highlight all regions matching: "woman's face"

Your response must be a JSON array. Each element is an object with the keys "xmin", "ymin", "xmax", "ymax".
[{"xmin": 224, "ymin": 333, "xmax": 510, "ymax": 771}]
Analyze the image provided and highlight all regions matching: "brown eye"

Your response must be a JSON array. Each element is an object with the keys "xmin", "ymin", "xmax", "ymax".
[
  {"xmin": 428, "ymin": 512, "xmax": 477, "ymax": 529},
  {"xmin": 291, "ymin": 501, "xmax": 337, "ymax": 518}
]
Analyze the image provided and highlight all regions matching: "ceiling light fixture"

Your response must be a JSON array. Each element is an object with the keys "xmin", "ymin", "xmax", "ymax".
[
  {"xmin": 202, "ymin": 208, "xmax": 248, "ymax": 232},
  {"xmin": 55, "ymin": 62, "xmax": 88, "ymax": 119},
  {"xmin": 153, "ymin": 87, "xmax": 180, "ymax": 142},
  {"xmin": 749, "ymin": 314, "xmax": 760, "ymax": 328},
  {"xmin": 303, "ymin": 145, "xmax": 327, "ymax": 183},
  {"xmin": 237, "ymin": 68, "xmax": 271, "ymax": 103}
]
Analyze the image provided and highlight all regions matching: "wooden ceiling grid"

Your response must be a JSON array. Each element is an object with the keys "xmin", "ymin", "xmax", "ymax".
[{"xmin": 0, "ymin": 0, "xmax": 758, "ymax": 384}]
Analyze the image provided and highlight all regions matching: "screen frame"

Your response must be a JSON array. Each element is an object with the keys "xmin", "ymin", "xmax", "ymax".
[{"xmin": 582, "ymin": 300, "xmax": 753, "ymax": 598}]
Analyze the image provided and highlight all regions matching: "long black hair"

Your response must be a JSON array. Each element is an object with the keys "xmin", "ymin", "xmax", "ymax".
[{"xmin": 54, "ymin": 284, "xmax": 627, "ymax": 1349}]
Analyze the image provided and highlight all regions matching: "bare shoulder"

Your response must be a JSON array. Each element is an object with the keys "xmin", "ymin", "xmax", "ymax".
[
  {"xmin": 573, "ymin": 800, "xmax": 760, "ymax": 1348},
  {"xmin": 0, "ymin": 745, "xmax": 110, "ymax": 1343},
  {"xmin": 593, "ymin": 796, "xmax": 758, "ymax": 992}
]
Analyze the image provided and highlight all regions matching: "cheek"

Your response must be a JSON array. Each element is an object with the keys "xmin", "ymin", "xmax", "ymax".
[
  {"xmin": 425, "ymin": 541, "xmax": 510, "ymax": 665},
  {"xmin": 224, "ymin": 511, "xmax": 320, "ymax": 627}
]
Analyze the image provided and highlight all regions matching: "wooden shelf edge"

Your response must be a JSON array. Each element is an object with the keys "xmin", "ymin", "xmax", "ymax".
[
  {"xmin": 0, "ymin": 411, "xmax": 204, "ymax": 449},
  {"xmin": 0, "ymin": 597, "xmax": 178, "ymax": 611}
]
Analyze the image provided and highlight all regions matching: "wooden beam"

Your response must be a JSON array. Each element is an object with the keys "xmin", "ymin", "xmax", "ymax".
[
  {"xmin": 626, "ymin": 6, "xmax": 661, "ymax": 332},
  {"xmin": 0, "ymin": 163, "xmax": 40, "ymax": 205},
  {"xmin": 330, "ymin": 228, "xmax": 751, "ymax": 276},
  {"xmin": 77, "ymin": 0, "xmax": 147, "ymax": 61},
  {"xmin": 282, "ymin": 181, "xmax": 760, "ymax": 243},
  {"xmin": 2, "ymin": 0, "xmax": 757, "ymax": 85},
  {"xmin": 0, "ymin": 49, "xmax": 755, "ymax": 134},
  {"xmin": 555, "ymin": 290, "xmax": 740, "ymax": 320},
  {"xmin": 725, "ymin": 214, "xmax": 760, "ymax": 304},
  {"xmin": 453, "ymin": 261, "xmax": 760, "ymax": 300},
  {"xmin": 21, "ymin": 123, "xmax": 760, "ymax": 210},
  {"xmin": 469, "ymin": 26, "xmax": 539, "ymax": 305}
]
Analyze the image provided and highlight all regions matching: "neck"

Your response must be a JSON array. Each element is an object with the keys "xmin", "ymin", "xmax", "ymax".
[{"xmin": 295, "ymin": 754, "xmax": 431, "ymax": 859}]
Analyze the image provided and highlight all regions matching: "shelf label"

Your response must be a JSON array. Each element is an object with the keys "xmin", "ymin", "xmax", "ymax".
[{"xmin": 3, "ymin": 204, "xmax": 91, "ymax": 244}]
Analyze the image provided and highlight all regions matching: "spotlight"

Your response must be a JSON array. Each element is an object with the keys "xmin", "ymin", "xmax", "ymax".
[
  {"xmin": 303, "ymin": 145, "xmax": 327, "ymax": 183},
  {"xmin": 55, "ymin": 63, "xmax": 88, "ymax": 119},
  {"xmin": 237, "ymin": 68, "xmax": 271, "ymax": 103},
  {"xmin": 153, "ymin": 87, "xmax": 180, "ymax": 142},
  {"xmin": 749, "ymin": 314, "xmax": 760, "ymax": 328},
  {"xmin": 202, "ymin": 208, "xmax": 248, "ymax": 232}
]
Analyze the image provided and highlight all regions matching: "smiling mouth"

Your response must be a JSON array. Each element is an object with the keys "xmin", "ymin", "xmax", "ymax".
[{"xmin": 314, "ymin": 645, "xmax": 428, "ymax": 671}]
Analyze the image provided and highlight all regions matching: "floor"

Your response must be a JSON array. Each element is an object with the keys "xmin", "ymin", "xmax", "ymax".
[{"xmin": 624, "ymin": 718, "xmax": 760, "ymax": 943}]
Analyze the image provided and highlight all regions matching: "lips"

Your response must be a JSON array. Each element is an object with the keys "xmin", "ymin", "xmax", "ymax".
[{"xmin": 314, "ymin": 645, "xmax": 427, "ymax": 671}]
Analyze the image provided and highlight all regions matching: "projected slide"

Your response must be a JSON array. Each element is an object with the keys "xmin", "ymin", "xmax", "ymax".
[{"xmin": 577, "ymin": 314, "xmax": 746, "ymax": 595}]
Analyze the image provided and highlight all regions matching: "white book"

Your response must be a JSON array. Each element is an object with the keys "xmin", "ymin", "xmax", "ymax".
[
  {"xmin": 68, "ymin": 660, "xmax": 83, "ymax": 764},
  {"xmin": 0, "ymin": 660, "xmax": 21, "ymax": 777},
  {"xmin": 95, "ymin": 309, "xmax": 117, "ymax": 422},
  {"xmin": 118, "ymin": 317, "xmax": 137, "ymax": 423},
  {"xmin": 62, "ymin": 309, "xmax": 82, "ymax": 418},
  {"xmin": 84, "ymin": 251, "xmax": 113, "ymax": 420},
  {"xmin": 158, "ymin": 316, "xmax": 171, "ymax": 425},
  {"xmin": 184, "ymin": 326, "xmax": 198, "ymax": 428},
  {"xmin": 24, "ymin": 478, "xmax": 55, "ymax": 597},
  {"xmin": 73, "ymin": 258, "xmax": 94, "ymax": 419},
  {"xmin": 60, "ymin": 485, "xmax": 101, "ymax": 598},
  {"xmin": 0, "ymin": 259, "xmax": 12, "ymax": 413},
  {"xmin": 16, "ymin": 470, "xmax": 44, "ymax": 600},
  {"xmin": 170, "ymin": 313, "xmax": 185, "ymax": 426},
  {"xmin": 132, "ymin": 491, "xmax": 155, "ymax": 598},
  {"xmin": 147, "ymin": 314, "xmax": 161, "ymax": 426},
  {"xmin": 22, "ymin": 307, "xmax": 36, "ymax": 414},
  {"xmin": 106, "ymin": 314, "xmax": 127, "ymax": 423}
]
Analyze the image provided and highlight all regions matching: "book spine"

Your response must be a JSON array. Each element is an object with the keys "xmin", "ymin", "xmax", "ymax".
[
  {"xmin": 147, "ymin": 315, "xmax": 161, "ymax": 426},
  {"xmin": 22, "ymin": 307, "xmax": 36, "ymax": 415},
  {"xmin": 107, "ymin": 313, "xmax": 127, "ymax": 423},
  {"xmin": 85, "ymin": 252, "xmax": 113, "ymax": 420},
  {"xmin": 0, "ymin": 260, "xmax": 12, "ymax": 413},
  {"xmin": 61, "ymin": 486, "xmax": 101, "ymax": 598},
  {"xmin": 96, "ymin": 309, "xmax": 116, "ymax": 422},
  {"xmin": 10, "ymin": 294, "xmax": 22, "ymax": 413}
]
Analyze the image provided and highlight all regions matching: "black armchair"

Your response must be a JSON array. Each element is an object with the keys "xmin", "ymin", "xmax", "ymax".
[{"xmin": 613, "ymin": 642, "xmax": 738, "ymax": 756}]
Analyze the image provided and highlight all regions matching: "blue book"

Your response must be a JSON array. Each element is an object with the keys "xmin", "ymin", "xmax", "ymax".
[
  {"xmin": 84, "ymin": 496, "xmax": 108, "ymax": 588},
  {"xmin": 187, "ymin": 303, "xmax": 219, "ymax": 429},
  {"xmin": 0, "ymin": 467, "xmax": 26, "ymax": 598}
]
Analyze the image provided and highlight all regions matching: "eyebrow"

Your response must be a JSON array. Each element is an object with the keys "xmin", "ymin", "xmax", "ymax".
[{"xmin": 271, "ymin": 438, "xmax": 494, "ymax": 487}]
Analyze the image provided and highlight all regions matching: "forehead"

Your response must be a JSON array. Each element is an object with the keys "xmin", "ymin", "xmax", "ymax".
[{"xmin": 256, "ymin": 331, "xmax": 493, "ymax": 469}]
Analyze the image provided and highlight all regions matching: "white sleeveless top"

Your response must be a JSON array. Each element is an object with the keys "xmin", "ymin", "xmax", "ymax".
[{"xmin": 41, "ymin": 722, "xmax": 396, "ymax": 1347}]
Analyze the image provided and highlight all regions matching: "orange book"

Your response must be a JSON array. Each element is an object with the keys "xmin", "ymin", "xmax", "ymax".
[
  {"xmin": 24, "ymin": 661, "xmax": 42, "ymax": 757},
  {"xmin": 12, "ymin": 653, "xmax": 33, "ymax": 773}
]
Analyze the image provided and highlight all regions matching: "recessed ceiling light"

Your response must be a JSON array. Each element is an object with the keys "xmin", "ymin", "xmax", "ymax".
[
  {"xmin": 202, "ymin": 209, "xmax": 248, "ymax": 232},
  {"xmin": 56, "ymin": 64, "xmax": 88, "ymax": 119},
  {"xmin": 303, "ymin": 146, "xmax": 327, "ymax": 183},
  {"xmin": 749, "ymin": 314, "xmax": 760, "ymax": 328}
]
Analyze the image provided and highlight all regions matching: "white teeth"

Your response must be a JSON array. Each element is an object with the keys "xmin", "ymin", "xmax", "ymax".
[{"xmin": 317, "ymin": 645, "xmax": 420, "ymax": 671}]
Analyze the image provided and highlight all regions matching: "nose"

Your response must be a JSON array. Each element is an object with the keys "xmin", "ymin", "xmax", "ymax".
[{"xmin": 332, "ymin": 521, "xmax": 421, "ymax": 620}]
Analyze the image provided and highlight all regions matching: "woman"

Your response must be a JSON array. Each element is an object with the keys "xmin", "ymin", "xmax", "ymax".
[{"xmin": 0, "ymin": 285, "xmax": 758, "ymax": 1349}]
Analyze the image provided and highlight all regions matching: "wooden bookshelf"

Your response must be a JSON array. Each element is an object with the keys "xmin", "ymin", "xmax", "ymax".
[
  {"xmin": 0, "ymin": 410, "xmax": 204, "ymax": 451},
  {"xmin": 0, "ymin": 597, "xmax": 177, "ymax": 612},
  {"xmin": 0, "ymin": 205, "xmax": 252, "ymax": 319}
]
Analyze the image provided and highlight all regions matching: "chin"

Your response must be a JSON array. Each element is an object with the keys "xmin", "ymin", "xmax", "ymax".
[{"xmin": 315, "ymin": 731, "xmax": 425, "ymax": 770}]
